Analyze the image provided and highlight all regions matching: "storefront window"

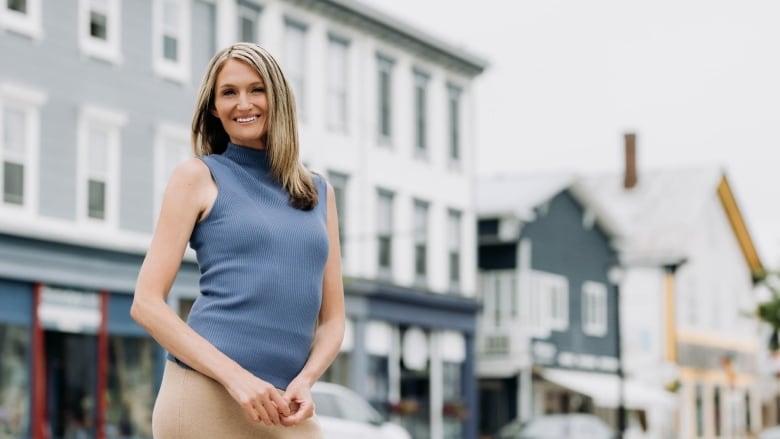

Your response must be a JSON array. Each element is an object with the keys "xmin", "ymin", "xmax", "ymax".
[
  {"xmin": 367, "ymin": 354, "xmax": 389, "ymax": 416},
  {"xmin": 0, "ymin": 325, "xmax": 29, "ymax": 438},
  {"xmin": 106, "ymin": 336, "xmax": 156, "ymax": 439},
  {"xmin": 399, "ymin": 364, "xmax": 430, "ymax": 439},
  {"xmin": 442, "ymin": 361, "xmax": 464, "ymax": 439}
]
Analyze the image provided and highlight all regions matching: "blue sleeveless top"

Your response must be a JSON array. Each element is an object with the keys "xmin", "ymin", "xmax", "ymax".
[{"xmin": 169, "ymin": 142, "xmax": 329, "ymax": 389}]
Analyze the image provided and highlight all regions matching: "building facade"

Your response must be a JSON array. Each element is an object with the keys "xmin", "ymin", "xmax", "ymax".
[
  {"xmin": 575, "ymin": 134, "xmax": 766, "ymax": 439},
  {"xmin": 0, "ymin": 1, "xmax": 486, "ymax": 438}
]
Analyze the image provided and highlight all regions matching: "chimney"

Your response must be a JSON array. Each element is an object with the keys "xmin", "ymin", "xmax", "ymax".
[{"xmin": 623, "ymin": 132, "xmax": 638, "ymax": 189}]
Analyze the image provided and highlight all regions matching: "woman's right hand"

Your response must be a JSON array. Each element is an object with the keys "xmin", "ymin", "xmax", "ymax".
[{"xmin": 223, "ymin": 371, "xmax": 292, "ymax": 425}]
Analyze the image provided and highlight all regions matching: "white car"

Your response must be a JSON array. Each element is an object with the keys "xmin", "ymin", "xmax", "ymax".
[
  {"xmin": 311, "ymin": 381, "xmax": 412, "ymax": 439},
  {"xmin": 759, "ymin": 426, "xmax": 780, "ymax": 439},
  {"xmin": 498, "ymin": 414, "xmax": 616, "ymax": 439}
]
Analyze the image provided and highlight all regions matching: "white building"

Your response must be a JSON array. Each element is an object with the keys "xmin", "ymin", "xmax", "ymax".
[{"xmin": 0, "ymin": 1, "xmax": 486, "ymax": 438}]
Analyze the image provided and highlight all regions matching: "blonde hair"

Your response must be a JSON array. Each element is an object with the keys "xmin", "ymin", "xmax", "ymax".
[{"xmin": 192, "ymin": 42, "xmax": 317, "ymax": 210}]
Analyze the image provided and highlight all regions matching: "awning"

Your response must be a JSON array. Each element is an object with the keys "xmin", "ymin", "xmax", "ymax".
[{"xmin": 540, "ymin": 368, "xmax": 676, "ymax": 410}]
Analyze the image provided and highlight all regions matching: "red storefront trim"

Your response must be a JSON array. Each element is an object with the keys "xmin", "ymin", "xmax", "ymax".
[
  {"xmin": 32, "ymin": 283, "xmax": 46, "ymax": 439},
  {"xmin": 97, "ymin": 290, "xmax": 109, "ymax": 439}
]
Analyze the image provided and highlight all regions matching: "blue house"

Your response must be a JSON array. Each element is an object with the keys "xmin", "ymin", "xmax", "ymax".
[{"xmin": 475, "ymin": 173, "xmax": 629, "ymax": 436}]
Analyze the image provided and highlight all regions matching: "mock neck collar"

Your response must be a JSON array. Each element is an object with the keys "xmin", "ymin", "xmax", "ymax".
[{"xmin": 223, "ymin": 142, "xmax": 270, "ymax": 172}]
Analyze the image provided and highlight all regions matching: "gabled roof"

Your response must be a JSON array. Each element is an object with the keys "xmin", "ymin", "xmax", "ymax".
[
  {"xmin": 477, "ymin": 172, "xmax": 621, "ymax": 238},
  {"xmin": 574, "ymin": 166, "xmax": 764, "ymax": 276},
  {"xmin": 477, "ymin": 172, "xmax": 574, "ymax": 221}
]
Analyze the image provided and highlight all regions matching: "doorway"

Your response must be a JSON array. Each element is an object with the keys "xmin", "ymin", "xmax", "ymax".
[{"xmin": 45, "ymin": 331, "xmax": 97, "ymax": 439}]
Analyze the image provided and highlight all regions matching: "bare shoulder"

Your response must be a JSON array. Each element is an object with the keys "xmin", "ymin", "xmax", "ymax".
[
  {"xmin": 163, "ymin": 157, "xmax": 216, "ymax": 214},
  {"xmin": 171, "ymin": 157, "xmax": 211, "ymax": 186}
]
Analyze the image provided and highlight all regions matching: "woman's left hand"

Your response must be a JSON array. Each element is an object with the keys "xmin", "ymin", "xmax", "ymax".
[{"xmin": 280, "ymin": 378, "xmax": 315, "ymax": 426}]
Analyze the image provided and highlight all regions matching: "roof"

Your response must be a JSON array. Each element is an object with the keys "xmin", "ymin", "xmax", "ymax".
[
  {"xmin": 574, "ymin": 166, "xmax": 764, "ymax": 275},
  {"xmin": 286, "ymin": 0, "xmax": 489, "ymax": 76},
  {"xmin": 477, "ymin": 172, "xmax": 575, "ymax": 220},
  {"xmin": 477, "ymin": 172, "xmax": 622, "ymax": 238}
]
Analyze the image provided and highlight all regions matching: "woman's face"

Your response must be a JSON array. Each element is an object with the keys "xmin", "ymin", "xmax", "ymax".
[{"xmin": 211, "ymin": 58, "xmax": 269, "ymax": 149}]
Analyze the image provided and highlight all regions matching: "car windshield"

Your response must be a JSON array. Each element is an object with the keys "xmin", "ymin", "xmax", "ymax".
[{"xmin": 312, "ymin": 386, "xmax": 384, "ymax": 425}]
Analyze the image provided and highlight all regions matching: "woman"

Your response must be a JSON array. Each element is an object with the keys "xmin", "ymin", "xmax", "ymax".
[{"xmin": 131, "ymin": 42, "xmax": 344, "ymax": 438}]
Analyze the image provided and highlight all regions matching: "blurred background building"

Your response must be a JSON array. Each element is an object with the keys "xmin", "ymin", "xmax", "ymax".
[{"xmin": 0, "ymin": 0, "xmax": 486, "ymax": 438}]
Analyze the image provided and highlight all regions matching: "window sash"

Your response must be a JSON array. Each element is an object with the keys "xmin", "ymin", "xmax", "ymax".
[
  {"xmin": 162, "ymin": 0, "xmax": 180, "ymax": 61},
  {"xmin": 89, "ymin": 0, "xmax": 108, "ymax": 40},
  {"xmin": 237, "ymin": 3, "xmax": 260, "ymax": 43},
  {"xmin": 7, "ymin": 0, "xmax": 27, "ymax": 13},
  {"xmin": 284, "ymin": 22, "xmax": 306, "ymax": 115},
  {"xmin": 327, "ymin": 38, "xmax": 348, "ymax": 130},
  {"xmin": 3, "ymin": 107, "xmax": 25, "ymax": 160},
  {"xmin": 448, "ymin": 86, "xmax": 461, "ymax": 161},
  {"xmin": 3, "ymin": 161, "xmax": 23, "ymax": 204},
  {"xmin": 88, "ymin": 178, "xmax": 106, "ymax": 219},
  {"xmin": 413, "ymin": 73, "xmax": 428, "ymax": 152}
]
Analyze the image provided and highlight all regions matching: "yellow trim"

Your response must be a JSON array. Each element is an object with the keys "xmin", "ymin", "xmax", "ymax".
[
  {"xmin": 677, "ymin": 329, "xmax": 758, "ymax": 353},
  {"xmin": 717, "ymin": 177, "xmax": 764, "ymax": 276},
  {"xmin": 664, "ymin": 271, "xmax": 677, "ymax": 362},
  {"xmin": 678, "ymin": 366, "xmax": 755, "ymax": 387}
]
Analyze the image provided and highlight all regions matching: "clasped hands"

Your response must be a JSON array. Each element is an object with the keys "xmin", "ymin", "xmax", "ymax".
[{"xmin": 225, "ymin": 372, "xmax": 315, "ymax": 426}]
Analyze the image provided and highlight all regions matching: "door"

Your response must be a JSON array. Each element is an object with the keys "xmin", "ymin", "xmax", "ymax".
[{"xmin": 45, "ymin": 331, "xmax": 97, "ymax": 439}]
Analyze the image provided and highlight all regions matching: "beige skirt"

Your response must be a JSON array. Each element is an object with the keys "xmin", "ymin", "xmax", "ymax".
[{"xmin": 153, "ymin": 360, "xmax": 322, "ymax": 439}]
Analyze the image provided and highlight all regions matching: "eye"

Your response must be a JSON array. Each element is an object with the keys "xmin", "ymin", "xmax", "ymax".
[
  {"xmin": 252, "ymin": 87, "xmax": 265, "ymax": 94},
  {"xmin": 221, "ymin": 89, "xmax": 235, "ymax": 96}
]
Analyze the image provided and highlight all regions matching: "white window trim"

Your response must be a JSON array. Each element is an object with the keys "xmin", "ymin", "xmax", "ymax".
[
  {"xmin": 76, "ymin": 104, "xmax": 126, "ymax": 228},
  {"xmin": 0, "ymin": 0, "xmax": 43, "ymax": 40},
  {"xmin": 152, "ymin": 0, "xmax": 192, "ymax": 83},
  {"xmin": 582, "ymin": 281, "xmax": 608, "ymax": 336},
  {"xmin": 532, "ymin": 270, "xmax": 569, "ymax": 333},
  {"xmin": 153, "ymin": 123, "xmax": 190, "ymax": 223},
  {"xmin": 78, "ymin": 0, "xmax": 122, "ymax": 65},
  {"xmin": 0, "ymin": 83, "xmax": 46, "ymax": 217}
]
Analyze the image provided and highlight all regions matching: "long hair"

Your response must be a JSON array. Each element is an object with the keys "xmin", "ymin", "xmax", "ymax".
[{"xmin": 192, "ymin": 42, "xmax": 317, "ymax": 210}]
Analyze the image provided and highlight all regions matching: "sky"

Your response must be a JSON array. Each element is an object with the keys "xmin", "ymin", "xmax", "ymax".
[{"xmin": 360, "ymin": 0, "xmax": 780, "ymax": 268}]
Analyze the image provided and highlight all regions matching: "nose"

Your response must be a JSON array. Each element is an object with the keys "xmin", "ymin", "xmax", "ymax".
[{"xmin": 237, "ymin": 92, "xmax": 251, "ymax": 110}]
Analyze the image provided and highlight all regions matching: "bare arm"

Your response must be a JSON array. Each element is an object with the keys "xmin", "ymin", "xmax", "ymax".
[
  {"xmin": 131, "ymin": 158, "xmax": 290, "ymax": 424},
  {"xmin": 282, "ymin": 182, "xmax": 346, "ymax": 425}
]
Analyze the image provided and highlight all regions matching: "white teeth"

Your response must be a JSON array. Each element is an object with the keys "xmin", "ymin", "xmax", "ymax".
[{"xmin": 236, "ymin": 116, "xmax": 257, "ymax": 123}]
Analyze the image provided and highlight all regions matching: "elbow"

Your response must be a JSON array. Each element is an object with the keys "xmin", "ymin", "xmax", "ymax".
[{"xmin": 130, "ymin": 295, "xmax": 153, "ymax": 327}]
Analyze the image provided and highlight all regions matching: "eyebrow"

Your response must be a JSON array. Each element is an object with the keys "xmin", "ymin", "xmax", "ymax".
[{"xmin": 217, "ymin": 81, "xmax": 265, "ymax": 90}]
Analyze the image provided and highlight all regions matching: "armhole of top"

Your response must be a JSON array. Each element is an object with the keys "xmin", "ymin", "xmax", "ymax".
[{"xmin": 196, "ymin": 156, "xmax": 221, "ymax": 224}]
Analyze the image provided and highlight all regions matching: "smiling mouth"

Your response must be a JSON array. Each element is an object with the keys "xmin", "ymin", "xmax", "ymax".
[{"xmin": 235, "ymin": 115, "xmax": 259, "ymax": 123}]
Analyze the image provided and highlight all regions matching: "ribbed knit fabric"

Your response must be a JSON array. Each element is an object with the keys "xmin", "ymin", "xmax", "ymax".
[{"xmin": 168, "ymin": 142, "xmax": 329, "ymax": 390}]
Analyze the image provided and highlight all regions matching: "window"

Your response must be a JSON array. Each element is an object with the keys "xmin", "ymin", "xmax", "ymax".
[
  {"xmin": 582, "ymin": 281, "xmax": 607, "ymax": 336},
  {"xmin": 413, "ymin": 199, "xmax": 429, "ymax": 282},
  {"xmin": 0, "ymin": 83, "xmax": 45, "ymax": 214},
  {"xmin": 237, "ymin": 1, "xmax": 261, "ymax": 43},
  {"xmin": 0, "ymin": 325, "xmax": 30, "ymax": 438},
  {"xmin": 447, "ymin": 209, "xmax": 462, "ymax": 291},
  {"xmin": 376, "ymin": 189, "xmax": 394, "ymax": 277},
  {"xmin": 327, "ymin": 171, "xmax": 348, "ymax": 259},
  {"xmin": 695, "ymin": 384, "xmax": 704, "ymax": 437},
  {"xmin": 79, "ymin": 0, "xmax": 121, "ymax": 63},
  {"xmin": 107, "ymin": 336, "xmax": 156, "ymax": 438},
  {"xmin": 77, "ymin": 105, "xmax": 125, "ymax": 226},
  {"xmin": 376, "ymin": 54, "xmax": 394, "ymax": 142},
  {"xmin": 0, "ymin": 0, "xmax": 42, "ymax": 39},
  {"xmin": 153, "ymin": 0, "xmax": 191, "ymax": 82},
  {"xmin": 531, "ymin": 271, "xmax": 569, "ymax": 332},
  {"xmin": 283, "ymin": 18, "xmax": 307, "ymax": 119},
  {"xmin": 327, "ymin": 35, "xmax": 349, "ymax": 132},
  {"xmin": 154, "ymin": 124, "xmax": 190, "ymax": 221},
  {"xmin": 447, "ymin": 84, "xmax": 462, "ymax": 163},
  {"xmin": 413, "ymin": 70, "xmax": 429, "ymax": 157}
]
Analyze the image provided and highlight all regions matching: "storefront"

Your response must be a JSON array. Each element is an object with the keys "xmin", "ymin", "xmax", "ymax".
[
  {"xmin": 0, "ymin": 233, "xmax": 199, "ymax": 439},
  {"xmin": 316, "ymin": 279, "xmax": 480, "ymax": 439}
]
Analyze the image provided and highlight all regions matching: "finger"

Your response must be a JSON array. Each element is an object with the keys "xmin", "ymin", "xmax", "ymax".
[
  {"xmin": 272, "ymin": 392, "xmax": 292, "ymax": 417},
  {"xmin": 282, "ymin": 401, "xmax": 313, "ymax": 426},
  {"xmin": 253, "ymin": 401, "xmax": 273, "ymax": 425},
  {"xmin": 263, "ymin": 399, "xmax": 282, "ymax": 425}
]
